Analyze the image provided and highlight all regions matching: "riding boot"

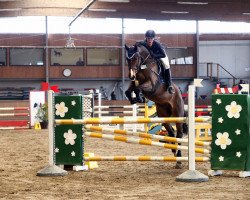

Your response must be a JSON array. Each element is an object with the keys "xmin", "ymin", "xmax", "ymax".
[{"xmin": 164, "ymin": 69, "xmax": 175, "ymax": 94}]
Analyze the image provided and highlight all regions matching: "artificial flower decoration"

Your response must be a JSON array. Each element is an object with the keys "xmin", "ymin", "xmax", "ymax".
[
  {"xmin": 219, "ymin": 156, "xmax": 224, "ymax": 162},
  {"xmin": 225, "ymin": 101, "xmax": 242, "ymax": 119},
  {"xmin": 235, "ymin": 129, "xmax": 241, "ymax": 135},
  {"xmin": 55, "ymin": 102, "xmax": 69, "ymax": 117},
  {"xmin": 216, "ymin": 99, "xmax": 222, "ymax": 105},
  {"xmin": 215, "ymin": 132, "xmax": 232, "ymax": 150},
  {"xmin": 64, "ymin": 129, "xmax": 77, "ymax": 145}
]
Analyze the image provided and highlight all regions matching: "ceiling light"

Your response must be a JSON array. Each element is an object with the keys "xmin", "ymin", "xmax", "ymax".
[
  {"xmin": 161, "ymin": 11, "xmax": 189, "ymax": 14},
  {"xmin": 242, "ymin": 12, "xmax": 250, "ymax": 15},
  {"xmin": 178, "ymin": 1, "xmax": 208, "ymax": 5},
  {"xmin": 89, "ymin": 8, "xmax": 117, "ymax": 12},
  {"xmin": 98, "ymin": 0, "xmax": 130, "ymax": 2}
]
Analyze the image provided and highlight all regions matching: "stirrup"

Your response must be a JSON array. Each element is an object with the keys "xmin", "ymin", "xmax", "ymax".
[{"xmin": 168, "ymin": 85, "xmax": 175, "ymax": 94}]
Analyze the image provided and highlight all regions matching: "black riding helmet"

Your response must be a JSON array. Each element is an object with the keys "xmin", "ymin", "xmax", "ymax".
[{"xmin": 145, "ymin": 30, "xmax": 156, "ymax": 38}]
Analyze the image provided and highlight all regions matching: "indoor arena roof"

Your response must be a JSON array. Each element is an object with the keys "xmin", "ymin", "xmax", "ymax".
[{"xmin": 0, "ymin": 0, "xmax": 250, "ymax": 22}]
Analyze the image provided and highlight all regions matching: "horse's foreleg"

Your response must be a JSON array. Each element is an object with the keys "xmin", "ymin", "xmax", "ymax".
[
  {"xmin": 125, "ymin": 82, "xmax": 137, "ymax": 104},
  {"xmin": 134, "ymin": 87, "xmax": 144, "ymax": 103}
]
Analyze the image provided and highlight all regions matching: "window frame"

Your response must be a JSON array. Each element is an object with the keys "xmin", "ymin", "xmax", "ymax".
[
  {"xmin": 9, "ymin": 48, "xmax": 44, "ymax": 66},
  {"xmin": 50, "ymin": 48, "xmax": 85, "ymax": 66},
  {"xmin": 0, "ymin": 48, "xmax": 7, "ymax": 66},
  {"xmin": 86, "ymin": 47, "xmax": 120, "ymax": 66}
]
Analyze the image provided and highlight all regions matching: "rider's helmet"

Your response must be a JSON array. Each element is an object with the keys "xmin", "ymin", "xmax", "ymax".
[{"xmin": 145, "ymin": 30, "xmax": 156, "ymax": 38}]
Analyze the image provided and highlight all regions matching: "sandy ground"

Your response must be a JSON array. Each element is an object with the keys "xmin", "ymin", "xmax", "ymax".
[{"xmin": 0, "ymin": 129, "xmax": 249, "ymax": 200}]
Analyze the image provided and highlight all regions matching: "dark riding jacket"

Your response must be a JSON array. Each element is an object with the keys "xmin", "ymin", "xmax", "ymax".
[{"xmin": 139, "ymin": 40, "xmax": 166, "ymax": 59}]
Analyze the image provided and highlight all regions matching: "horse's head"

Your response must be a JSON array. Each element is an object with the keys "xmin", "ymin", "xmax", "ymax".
[
  {"xmin": 125, "ymin": 44, "xmax": 152, "ymax": 80},
  {"xmin": 125, "ymin": 44, "xmax": 141, "ymax": 80}
]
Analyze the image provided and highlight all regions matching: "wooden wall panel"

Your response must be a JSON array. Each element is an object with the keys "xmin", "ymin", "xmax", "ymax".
[
  {"xmin": 200, "ymin": 34, "xmax": 250, "ymax": 41},
  {"xmin": 171, "ymin": 65, "xmax": 196, "ymax": 78},
  {"xmin": 0, "ymin": 34, "xmax": 45, "ymax": 46},
  {"xmin": 49, "ymin": 66, "xmax": 123, "ymax": 79},
  {"xmin": 0, "ymin": 66, "xmax": 45, "ymax": 78},
  {"xmin": 0, "ymin": 33, "xmax": 197, "ymax": 80},
  {"xmin": 49, "ymin": 34, "xmax": 122, "ymax": 46}
]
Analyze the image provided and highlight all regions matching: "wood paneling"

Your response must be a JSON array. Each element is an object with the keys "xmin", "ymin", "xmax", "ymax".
[
  {"xmin": 171, "ymin": 65, "xmax": 196, "ymax": 78},
  {"xmin": 200, "ymin": 34, "xmax": 250, "ymax": 41},
  {"xmin": 0, "ymin": 33, "xmax": 196, "ymax": 80},
  {"xmin": 49, "ymin": 66, "xmax": 124, "ymax": 79},
  {"xmin": 0, "ymin": 34, "xmax": 45, "ymax": 46},
  {"xmin": 0, "ymin": 66, "xmax": 45, "ymax": 79}
]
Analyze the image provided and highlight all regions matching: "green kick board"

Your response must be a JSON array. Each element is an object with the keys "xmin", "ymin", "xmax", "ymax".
[
  {"xmin": 54, "ymin": 95, "xmax": 83, "ymax": 166},
  {"xmin": 211, "ymin": 94, "xmax": 250, "ymax": 171}
]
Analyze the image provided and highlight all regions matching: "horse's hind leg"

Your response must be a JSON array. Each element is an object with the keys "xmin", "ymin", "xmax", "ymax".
[{"xmin": 175, "ymin": 123, "xmax": 184, "ymax": 169}]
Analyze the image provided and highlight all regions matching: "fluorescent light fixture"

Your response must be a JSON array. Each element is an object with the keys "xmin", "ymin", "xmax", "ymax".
[
  {"xmin": 0, "ymin": 8, "xmax": 22, "ymax": 12},
  {"xmin": 242, "ymin": 12, "xmax": 250, "ymax": 15},
  {"xmin": 161, "ymin": 11, "xmax": 189, "ymax": 14},
  {"xmin": 89, "ymin": 8, "xmax": 117, "ymax": 12},
  {"xmin": 98, "ymin": 0, "xmax": 130, "ymax": 2},
  {"xmin": 178, "ymin": 1, "xmax": 208, "ymax": 5}
]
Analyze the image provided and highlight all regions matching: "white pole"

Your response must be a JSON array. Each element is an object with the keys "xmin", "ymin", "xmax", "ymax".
[
  {"xmin": 132, "ymin": 104, "xmax": 137, "ymax": 132},
  {"xmin": 188, "ymin": 85, "xmax": 196, "ymax": 171},
  {"xmin": 48, "ymin": 90, "xmax": 54, "ymax": 166},
  {"xmin": 98, "ymin": 91, "xmax": 102, "ymax": 118}
]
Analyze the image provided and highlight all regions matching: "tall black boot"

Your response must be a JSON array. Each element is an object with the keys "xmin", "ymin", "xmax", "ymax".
[{"xmin": 164, "ymin": 69, "xmax": 175, "ymax": 94}]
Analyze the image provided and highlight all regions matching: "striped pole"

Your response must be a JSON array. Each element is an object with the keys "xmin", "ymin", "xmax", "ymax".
[
  {"xmin": 0, "ymin": 107, "xmax": 29, "ymax": 111},
  {"xmin": 84, "ymin": 132, "xmax": 210, "ymax": 154},
  {"xmin": 0, "ymin": 126, "xmax": 29, "ymax": 130},
  {"xmin": 84, "ymin": 156, "xmax": 209, "ymax": 162},
  {"xmin": 195, "ymin": 108, "xmax": 212, "ymax": 112},
  {"xmin": 94, "ymin": 111, "xmax": 135, "ymax": 114},
  {"xmin": 0, "ymin": 113, "xmax": 29, "ymax": 117},
  {"xmin": 56, "ymin": 116, "xmax": 210, "ymax": 125},
  {"xmin": 85, "ymin": 125, "xmax": 211, "ymax": 147},
  {"xmin": 94, "ymin": 105, "xmax": 144, "ymax": 109}
]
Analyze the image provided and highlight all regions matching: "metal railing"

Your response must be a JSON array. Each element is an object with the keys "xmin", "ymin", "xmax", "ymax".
[{"xmin": 199, "ymin": 62, "xmax": 237, "ymax": 85}]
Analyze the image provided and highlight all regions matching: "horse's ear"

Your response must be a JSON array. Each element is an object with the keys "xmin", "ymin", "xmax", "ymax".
[{"xmin": 125, "ymin": 44, "xmax": 129, "ymax": 51}]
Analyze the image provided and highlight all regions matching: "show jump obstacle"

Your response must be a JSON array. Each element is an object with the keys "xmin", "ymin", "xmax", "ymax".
[{"xmin": 37, "ymin": 81, "xmax": 250, "ymax": 181}]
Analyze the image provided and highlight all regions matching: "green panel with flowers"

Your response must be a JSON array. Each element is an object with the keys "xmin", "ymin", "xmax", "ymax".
[
  {"xmin": 211, "ymin": 94, "xmax": 250, "ymax": 170},
  {"xmin": 54, "ymin": 95, "xmax": 83, "ymax": 165}
]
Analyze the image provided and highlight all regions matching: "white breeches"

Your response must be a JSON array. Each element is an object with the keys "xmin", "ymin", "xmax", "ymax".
[{"xmin": 160, "ymin": 55, "xmax": 170, "ymax": 69}]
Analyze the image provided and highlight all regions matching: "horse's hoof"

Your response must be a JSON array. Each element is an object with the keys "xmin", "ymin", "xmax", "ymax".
[{"xmin": 175, "ymin": 162, "xmax": 183, "ymax": 169}]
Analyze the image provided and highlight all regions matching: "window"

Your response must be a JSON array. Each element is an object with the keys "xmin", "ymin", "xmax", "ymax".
[
  {"xmin": 0, "ymin": 48, "xmax": 6, "ymax": 66},
  {"xmin": 87, "ymin": 48, "xmax": 119, "ymax": 65},
  {"xmin": 51, "ymin": 48, "xmax": 84, "ymax": 66},
  {"xmin": 10, "ymin": 48, "xmax": 44, "ymax": 66},
  {"xmin": 167, "ymin": 47, "xmax": 193, "ymax": 65}
]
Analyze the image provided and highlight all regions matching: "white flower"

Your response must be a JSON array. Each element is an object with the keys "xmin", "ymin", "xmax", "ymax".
[
  {"xmin": 215, "ymin": 132, "xmax": 232, "ymax": 150},
  {"xmin": 236, "ymin": 152, "xmax": 242, "ymax": 158},
  {"xmin": 64, "ymin": 129, "xmax": 77, "ymax": 145},
  {"xmin": 216, "ymin": 99, "xmax": 222, "ymax": 105},
  {"xmin": 225, "ymin": 101, "xmax": 242, "ymax": 119},
  {"xmin": 55, "ymin": 102, "xmax": 68, "ymax": 118},
  {"xmin": 235, "ymin": 129, "xmax": 241, "ymax": 135},
  {"xmin": 55, "ymin": 148, "xmax": 59, "ymax": 153},
  {"xmin": 71, "ymin": 151, "xmax": 76, "ymax": 157},
  {"xmin": 71, "ymin": 100, "xmax": 76, "ymax": 106},
  {"xmin": 219, "ymin": 156, "xmax": 224, "ymax": 162},
  {"xmin": 218, "ymin": 117, "xmax": 224, "ymax": 123}
]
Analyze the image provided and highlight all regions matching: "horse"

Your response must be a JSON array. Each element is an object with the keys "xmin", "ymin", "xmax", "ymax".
[{"xmin": 125, "ymin": 43, "xmax": 186, "ymax": 168}]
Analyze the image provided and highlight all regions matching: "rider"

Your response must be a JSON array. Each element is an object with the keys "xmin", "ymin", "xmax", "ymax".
[{"xmin": 139, "ymin": 30, "xmax": 175, "ymax": 94}]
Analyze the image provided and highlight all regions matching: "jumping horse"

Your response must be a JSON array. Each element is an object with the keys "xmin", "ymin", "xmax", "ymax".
[{"xmin": 125, "ymin": 43, "xmax": 186, "ymax": 168}]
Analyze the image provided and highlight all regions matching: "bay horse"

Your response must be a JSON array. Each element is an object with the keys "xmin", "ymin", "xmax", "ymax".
[{"xmin": 125, "ymin": 43, "xmax": 186, "ymax": 168}]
